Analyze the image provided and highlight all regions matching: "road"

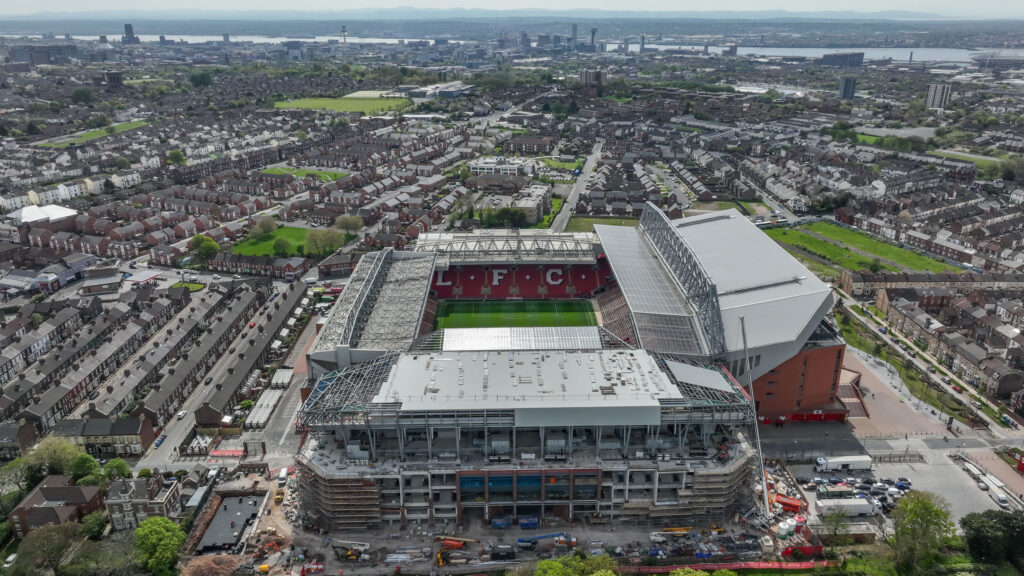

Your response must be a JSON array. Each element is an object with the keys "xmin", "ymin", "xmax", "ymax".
[
  {"xmin": 649, "ymin": 164, "xmax": 691, "ymax": 210},
  {"xmin": 551, "ymin": 140, "xmax": 603, "ymax": 233}
]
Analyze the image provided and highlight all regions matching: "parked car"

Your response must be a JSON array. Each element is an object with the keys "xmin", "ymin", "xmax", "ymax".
[
  {"xmin": 855, "ymin": 483, "xmax": 873, "ymax": 491},
  {"xmin": 880, "ymin": 477, "xmax": 896, "ymax": 486},
  {"xmin": 897, "ymin": 477, "xmax": 912, "ymax": 485},
  {"xmin": 795, "ymin": 476, "xmax": 811, "ymax": 484},
  {"xmin": 4, "ymin": 554, "xmax": 17, "ymax": 569}
]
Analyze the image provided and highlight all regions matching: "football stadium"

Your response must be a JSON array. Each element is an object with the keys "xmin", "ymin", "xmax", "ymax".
[{"xmin": 297, "ymin": 203, "xmax": 846, "ymax": 530}]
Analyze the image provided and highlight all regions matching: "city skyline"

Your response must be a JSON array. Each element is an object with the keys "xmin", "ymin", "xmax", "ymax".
[{"xmin": 3, "ymin": 2, "xmax": 1024, "ymax": 19}]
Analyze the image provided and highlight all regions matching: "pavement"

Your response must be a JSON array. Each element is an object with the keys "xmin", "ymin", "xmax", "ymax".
[{"xmin": 838, "ymin": 292, "xmax": 1023, "ymax": 441}]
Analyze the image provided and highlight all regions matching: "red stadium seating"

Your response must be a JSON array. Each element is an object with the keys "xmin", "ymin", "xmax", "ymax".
[{"xmin": 431, "ymin": 264, "xmax": 610, "ymax": 301}]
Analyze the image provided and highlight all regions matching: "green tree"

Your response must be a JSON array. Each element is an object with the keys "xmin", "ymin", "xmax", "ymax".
[
  {"xmin": 190, "ymin": 234, "xmax": 221, "ymax": 261},
  {"xmin": 70, "ymin": 452, "xmax": 100, "ymax": 481},
  {"xmin": 137, "ymin": 468, "xmax": 152, "ymax": 478},
  {"xmin": 889, "ymin": 491, "xmax": 954, "ymax": 575},
  {"xmin": 189, "ymin": 70, "xmax": 213, "ymax": 88},
  {"xmin": 333, "ymin": 214, "xmax": 364, "ymax": 234},
  {"xmin": 534, "ymin": 560, "xmax": 573, "ymax": 576},
  {"xmin": 822, "ymin": 510, "xmax": 852, "ymax": 553},
  {"xmin": 104, "ymin": 125, "xmax": 116, "ymax": 135},
  {"xmin": 135, "ymin": 516, "xmax": 187, "ymax": 574},
  {"xmin": 250, "ymin": 216, "xmax": 278, "ymax": 239},
  {"xmin": 167, "ymin": 149, "xmax": 186, "ymax": 165},
  {"xmin": 115, "ymin": 156, "xmax": 130, "ymax": 170},
  {"xmin": 273, "ymin": 238, "xmax": 291, "ymax": 257},
  {"xmin": 76, "ymin": 473, "xmax": 103, "ymax": 486},
  {"xmin": 88, "ymin": 113, "xmax": 111, "ymax": 128},
  {"xmin": 960, "ymin": 510, "xmax": 1007, "ymax": 562},
  {"xmin": 80, "ymin": 510, "xmax": 108, "ymax": 540},
  {"xmin": 711, "ymin": 570, "xmax": 738, "ymax": 576},
  {"xmin": 104, "ymin": 458, "xmax": 132, "ymax": 481},
  {"xmin": 71, "ymin": 87, "xmax": 95, "ymax": 105},
  {"xmin": 868, "ymin": 257, "xmax": 883, "ymax": 273},
  {"xmin": 31, "ymin": 436, "xmax": 80, "ymax": 476},
  {"xmin": 668, "ymin": 569, "xmax": 710, "ymax": 576},
  {"xmin": 240, "ymin": 399, "xmax": 255, "ymax": 410},
  {"xmin": 9, "ymin": 522, "xmax": 81, "ymax": 575}
]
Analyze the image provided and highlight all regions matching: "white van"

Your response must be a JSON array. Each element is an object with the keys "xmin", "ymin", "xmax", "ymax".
[{"xmin": 176, "ymin": 410, "xmax": 188, "ymax": 420}]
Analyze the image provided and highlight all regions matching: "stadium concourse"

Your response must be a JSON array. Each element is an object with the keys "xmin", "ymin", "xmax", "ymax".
[{"xmin": 295, "ymin": 203, "xmax": 848, "ymax": 531}]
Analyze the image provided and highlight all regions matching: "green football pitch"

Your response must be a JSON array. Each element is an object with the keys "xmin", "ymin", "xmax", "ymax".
[{"xmin": 434, "ymin": 300, "xmax": 597, "ymax": 329}]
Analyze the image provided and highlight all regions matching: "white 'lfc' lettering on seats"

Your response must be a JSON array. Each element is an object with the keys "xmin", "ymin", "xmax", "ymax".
[
  {"xmin": 491, "ymin": 269, "xmax": 508, "ymax": 286},
  {"xmin": 545, "ymin": 268, "xmax": 564, "ymax": 285}
]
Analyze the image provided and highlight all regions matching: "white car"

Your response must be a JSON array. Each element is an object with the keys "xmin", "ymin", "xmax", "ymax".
[
  {"xmin": 4, "ymin": 554, "xmax": 16, "ymax": 569},
  {"xmin": 177, "ymin": 410, "xmax": 188, "ymax": 420},
  {"xmin": 212, "ymin": 274, "xmax": 221, "ymax": 280}
]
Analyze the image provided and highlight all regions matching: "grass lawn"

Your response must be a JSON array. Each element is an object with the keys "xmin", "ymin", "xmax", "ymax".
[
  {"xmin": 779, "ymin": 246, "xmax": 842, "ymax": 279},
  {"xmin": 274, "ymin": 97, "xmax": 412, "ymax": 114},
  {"xmin": 232, "ymin": 227, "xmax": 311, "ymax": 257},
  {"xmin": 262, "ymin": 166, "xmax": 348, "ymax": 182},
  {"xmin": 766, "ymin": 228, "xmax": 898, "ymax": 273},
  {"xmin": 928, "ymin": 150, "xmax": 1003, "ymax": 169},
  {"xmin": 171, "ymin": 282, "xmax": 204, "ymax": 292},
  {"xmin": 435, "ymin": 300, "xmax": 597, "ymax": 329},
  {"xmin": 541, "ymin": 157, "xmax": 584, "ymax": 171},
  {"xmin": 691, "ymin": 201, "xmax": 738, "ymax": 211},
  {"xmin": 39, "ymin": 120, "xmax": 149, "ymax": 148},
  {"xmin": 565, "ymin": 216, "xmax": 639, "ymax": 233},
  {"xmin": 532, "ymin": 198, "xmax": 564, "ymax": 229},
  {"xmin": 802, "ymin": 222, "xmax": 962, "ymax": 273},
  {"xmin": 855, "ymin": 133, "xmax": 881, "ymax": 145}
]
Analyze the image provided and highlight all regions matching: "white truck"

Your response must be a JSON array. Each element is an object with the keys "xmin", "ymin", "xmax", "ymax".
[
  {"xmin": 816, "ymin": 498, "xmax": 879, "ymax": 517},
  {"xmin": 814, "ymin": 455, "xmax": 872, "ymax": 473}
]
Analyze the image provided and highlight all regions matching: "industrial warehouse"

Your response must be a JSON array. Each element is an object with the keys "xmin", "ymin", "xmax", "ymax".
[{"xmin": 296, "ymin": 203, "xmax": 846, "ymax": 531}]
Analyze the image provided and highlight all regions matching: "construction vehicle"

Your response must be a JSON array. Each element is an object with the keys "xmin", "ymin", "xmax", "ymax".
[
  {"xmin": 660, "ymin": 526, "xmax": 693, "ymax": 533},
  {"xmin": 253, "ymin": 542, "xmax": 280, "ymax": 560},
  {"xmin": 275, "ymin": 488, "xmax": 285, "ymax": 504},
  {"xmin": 516, "ymin": 533, "xmax": 573, "ymax": 551},
  {"xmin": 332, "ymin": 541, "xmax": 370, "ymax": 562},
  {"xmin": 432, "ymin": 536, "xmax": 480, "ymax": 550}
]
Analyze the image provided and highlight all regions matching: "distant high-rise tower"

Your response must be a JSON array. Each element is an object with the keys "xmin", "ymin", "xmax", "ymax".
[
  {"xmin": 925, "ymin": 83, "xmax": 952, "ymax": 110},
  {"xmin": 838, "ymin": 76, "xmax": 856, "ymax": 100},
  {"xmin": 521, "ymin": 31, "xmax": 530, "ymax": 54},
  {"xmin": 590, "ymin": 27, "xmax": 597, "ymax": 47},
  {"xmin": 99, "ymin": 35, "xmax": 108, "ymax": 43},
  {"xmin": 341, "ymin": 26, "xmax": 347, "ymax": 44},
  {"xmin": 639, "ymin": 35, "xmax": 645, "ymax": 54},
  {"xmin": 122, "ymin": 23, "xmax": 139, "ymax": 44},
  {"xmin": 222, "ymin": 33, "xmax": 230, "ymax": 43}
]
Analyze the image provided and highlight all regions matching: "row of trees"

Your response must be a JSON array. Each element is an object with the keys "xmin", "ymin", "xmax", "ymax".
[{"xmin": 6, "ymin": 515, "xmax": 185, "ymax": 576}]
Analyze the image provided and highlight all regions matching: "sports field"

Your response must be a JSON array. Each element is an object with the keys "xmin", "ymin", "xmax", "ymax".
[
  {"xmin": 274, "ymin": 97, "xmax": 412, "ymax": 114},
  {"xmin": 434, "ymin": 300, "xmax": 597, "ymax": 329}
]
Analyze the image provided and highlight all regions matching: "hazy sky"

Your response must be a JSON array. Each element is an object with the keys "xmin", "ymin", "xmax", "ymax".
[{"xmin": 5, "ymin": 0, "xmax": 1022, "ymax": 18}]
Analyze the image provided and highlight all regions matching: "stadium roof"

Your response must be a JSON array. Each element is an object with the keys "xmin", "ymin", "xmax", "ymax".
[
  {"xmin": 311, "ymin": 248, "xmax": 435, "ymax": 354},
  {"xmin": 299, "ymin": 348, "xmax": 749, "ymax": 430},
  {"xmin": 414, "ymin": 229, "xmax": 597, "ymax": 266},
  {"xmin": 371, "ymin": 350, "xmax": 678, "ymax": 426},
  {"xmin": 669, "ymin": 210, "xmax": 834, "ymax": 352},
  {"xmin": 595, "ymin": 224, "xmax": 707, "ymax": 357},
  {"xmin": 597, "ymin": 204, "xmax": 833, "ymax": 358}
]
